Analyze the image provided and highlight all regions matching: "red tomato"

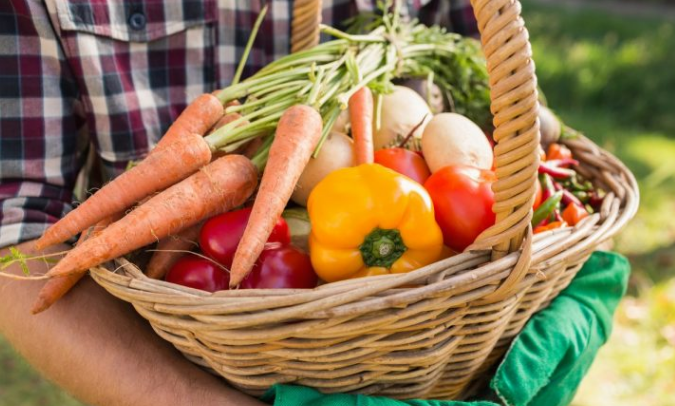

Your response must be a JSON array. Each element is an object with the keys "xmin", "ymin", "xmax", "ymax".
[
  {"xmin": 165, "ymin": 256, "xmax": 229, "ymax": 292},
  {"xmin": 374, "ymin": 148, "xmax": 431, "ymax": 184},
  {"xmin": 200, "ymin": 208, "xmax": 290, "ymax": 268},
  {"xmin": 424, "ymin": 165, "xmax": 496, "ymax": 252},
  {"xmin": 533, "ymin": 179, "xmax": 543, "ymax": 210},
  {"xmin": 241, "ymin": 246, "xmax": 317, "ymax": 289}
]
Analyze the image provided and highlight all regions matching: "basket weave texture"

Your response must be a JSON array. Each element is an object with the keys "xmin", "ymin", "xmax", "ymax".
[{"xmin": 90, "ymin": 0, "xmax": 639, "ymax": 400}]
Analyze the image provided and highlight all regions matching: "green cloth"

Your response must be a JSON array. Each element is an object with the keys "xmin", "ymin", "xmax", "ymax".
[{"xmin": 262, "ymin": 251, "xmax": 630, "ymax": 406}]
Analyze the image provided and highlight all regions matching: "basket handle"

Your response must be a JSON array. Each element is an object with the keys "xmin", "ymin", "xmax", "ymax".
[
  {"xmin": 292, "ymin": 0, "xmax": 540, "ymax": 301},
  {"xmin": 291, "ymin": 0, "xmax": 323, "ymax": 53},
  {"xmin": 466, "ymin": 0, "xmax": 540, "ymax": 302}
]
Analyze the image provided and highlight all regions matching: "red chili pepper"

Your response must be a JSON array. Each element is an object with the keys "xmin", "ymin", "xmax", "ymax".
[
  {"xmin": 539, "ymin": 162, "xmax": 576, "ymax": 179},
  {"xmin": 546, "ymin": 158, "xmax": 580, "ymax": 168},
  {"xmin": 553, "ymin": 181, "xmax": 585, "ymax": 208},
  {"xmin": 562, "ymin": 189, "xmax": 585, "ymax": 208},
  {"xmin": 535, "ymin": 216, "xmax": 551, "ymax": 229},
  {"xmin": 540, "ymin": 173, "xmax": 556, "ymax": 202},
  {"xmin": 589, "ymin": 192, "xmax": 605, "ymax": 211}
]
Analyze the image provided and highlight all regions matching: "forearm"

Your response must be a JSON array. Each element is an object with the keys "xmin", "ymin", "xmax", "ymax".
[{"xmin": 0, "ymin": 241, "xmax": 262, "ymax": 406}]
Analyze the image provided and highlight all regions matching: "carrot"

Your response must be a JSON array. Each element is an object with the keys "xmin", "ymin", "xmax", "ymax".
[
  {"xmin": 31, "ymin": 214, "xmax": 120, "ymax": 315},
  {"xmin": 153, "ymin": 94, "xmax": 223, "ymax": 151},
  {"xmin": 145, "ymin": 222, "xmax": 202, "ymax": 280},
  {"xmin": 46, "ymin": 154, "xmax": 258, "ymax": 278},
  {"xmin": 209, "ymin": 112, "xmax": 245, "ymax": 135},
  {"xmin": 229, "ymin": 105, "xmax": 323, "ymax": 286},
  {"xmin": 349, "ymin": 86, "xmax": 375, "ymax": 164},
  {"xmin": 240, "ymin": 137, "xmax": 264, "ymax": 159},
  {"xmin": 208, "ymin": 112, "xmax": 248, "ymax": 160},
  {"xmin": 35, "ymin": 132, "xmax": 213, "ymax": 250}
]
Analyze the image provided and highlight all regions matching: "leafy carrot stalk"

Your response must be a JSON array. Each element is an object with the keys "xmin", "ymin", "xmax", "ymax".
[
  {"xmin": 153, "ymin": 94, "xmax": 224, "ymax": 151},
  {"xmin": 208, "ymin": 111, "xmax": 249, "ymax": 160},
  {"xmin": 229, "ymin": 105, "xmax": 323, "ymax": 287},
  {"xmin": 31, "ymin": 214, "xmax": 120, "ymax": 315},
  {"xmin": 349, "ymin": 86, "xmax": 374, "ymax": 164},
  {"xmin": 208, "ymin": 112, "xmax": 246, "ymax": 135},
  {"xmin": 35, "ymin": 132, "xmax": 213, "ymax": 251},
  {"xmin": 145, "ymin": 223, "xmax": 202, "ymax": 280},
  {"xmin": 46, "ymin": 155, "xmax": 258, "ymax": 278}
]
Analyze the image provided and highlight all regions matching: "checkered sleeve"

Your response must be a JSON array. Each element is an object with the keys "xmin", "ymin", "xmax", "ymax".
[{"xmin": 0, "ymin": 0, "xmax": 85, "ymax": 248}]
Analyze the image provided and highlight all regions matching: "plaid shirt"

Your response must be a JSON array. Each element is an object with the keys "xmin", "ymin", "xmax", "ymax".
[{"xmin": 0, "ymin": 0, "xmax": 477, "ymax": 248}]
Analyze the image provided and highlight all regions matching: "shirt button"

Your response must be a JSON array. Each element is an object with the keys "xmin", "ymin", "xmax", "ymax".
[{"xmin": 128, "ymin": 12, "xmax": 147, "ymax": 31}]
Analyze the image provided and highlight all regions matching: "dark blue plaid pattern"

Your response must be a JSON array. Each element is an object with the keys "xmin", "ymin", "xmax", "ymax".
[{"xmin": 0, "ymin": 0, "xmax": 477, "ymax": 247}]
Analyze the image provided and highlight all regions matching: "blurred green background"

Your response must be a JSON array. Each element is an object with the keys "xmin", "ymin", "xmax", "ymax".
[
  {"xmin": 1, "ymin": 0, "xmax": 674, "ymax": 405},
  {"xmin": 521, "ymin": 1, "xmax": 675, "ymax": 405}
]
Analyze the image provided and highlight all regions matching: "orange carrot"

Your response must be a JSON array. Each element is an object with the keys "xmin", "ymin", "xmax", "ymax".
[
  {"xmin": 209, "ymin": 112, "xmax": 245, "ymax": 135},
  {"xmin": 145, "ymin": 222, "xmax": 202, "ymax": 280},
  {"xmin": 153, "ymin": 94, "xmax": 223, "ymax": 151},
  {"xmin": 240, "ymin": 137, "xmax": 264, "ymax": 159},
  {"xmin": 349, "ymin": 86, "xmax": 374, "ymax": 164},
  {"xmin": 35, "ymin": 132, "xmax": 213, "ymax": 251},
  {"xmin": 208, "ymin": 112, "xmax": 248, "ymax": 160},
  {"xmin": 46, "ymin": 155, "xmax": 258, "ymax": 278},
  {"xmin": 229, "ymin": 105, "xmax": 323, "ymax": 286},
  {"xmin": 31, "ymin": 214, "xmax": 120, "ymax": 315}
]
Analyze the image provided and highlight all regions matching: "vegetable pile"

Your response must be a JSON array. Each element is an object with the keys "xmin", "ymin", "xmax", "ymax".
[
  {"xmin": 4, "ymin": 11, "xmax": 604, "ymax": 312},
  {"xmin": 532, "ymin": 142, "xmax": 604, "ymax": 234}
]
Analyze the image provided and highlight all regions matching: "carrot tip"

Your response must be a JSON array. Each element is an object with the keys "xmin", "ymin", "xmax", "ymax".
[
  {"xmin": 33, "ymin": 239, "xmax": 45, "ymax": 251},
  {"xmin": 31, "ymin": 301, "xmax": 47, "ymax": 315}
]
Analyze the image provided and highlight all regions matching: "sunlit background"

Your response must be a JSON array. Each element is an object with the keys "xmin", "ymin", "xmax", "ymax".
[{"xmin": 1, "ymin": 0, "xmax": 674, "ymax": 404}]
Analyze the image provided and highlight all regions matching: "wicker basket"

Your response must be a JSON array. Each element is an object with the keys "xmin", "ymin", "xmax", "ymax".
[{"xmin": 90, "ymin": 0, "xmax": 639, "ymax": 400}]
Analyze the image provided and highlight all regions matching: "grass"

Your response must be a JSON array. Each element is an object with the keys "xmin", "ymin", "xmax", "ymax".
[
  {"xmin": 0, "ymin": 335, "xmax": 83, "ymax": 406},
  {"xmin": 1, "ymin": 2, "xmax": 674, "ymax": 405}
]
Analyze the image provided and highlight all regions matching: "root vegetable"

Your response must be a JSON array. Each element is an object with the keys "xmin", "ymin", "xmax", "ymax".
[
  {"xmin": 291, "ymin": 132, "xmax": 355, "ymax": 206},
  {"xmin": 229, "ymin": 105, "xmax": 323, "ymax": 287},
  {"xmin": 46, "ymin": 155, "xmax": 258, "ymax": 278},
  {"xmin": 331, "ymin": 109, "xmax": 350, "ymax": 134},
  {"xmin": 145, "ymin": 223, "xmax": 203, "ymax": 280},
  {"xmin": 373, "ymin": 86, "xmax": 432, "ymax": 150},
  {"xmin": 421, "ymin": 113, "xmax": 493, "ymax": 173},
  {"xmin": 397, "ymin": 78, "xmax": 445, "ymax": 114},
  {"xmin": 153, "ymin": 94, "xmax": 224, "ymax": 152},
  {"xmin": 31, "ymin": 214, "xmax": 119, "ymax": 314},
  {"xmin": 35, "ymin": 132, "xmax": 213, "ymax": 250},
  {"xmin": 349, "ymin": 87, "xmax": 375, "ymax": 164}
]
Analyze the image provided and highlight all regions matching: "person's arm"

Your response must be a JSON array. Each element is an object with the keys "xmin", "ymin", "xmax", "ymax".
[{"xmin": 0, "ymin": 240, "xmax": 262, "ymax": 406}]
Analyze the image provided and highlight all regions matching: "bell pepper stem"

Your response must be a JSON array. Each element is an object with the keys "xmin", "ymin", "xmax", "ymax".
[{"xmin": 360, "ymin": 228, "xmax": 407, "ymax": 269}]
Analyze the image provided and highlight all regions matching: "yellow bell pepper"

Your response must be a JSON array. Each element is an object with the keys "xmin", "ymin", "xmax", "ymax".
[{"xmin": 307, "ymin": 164, "xmax": 444, "ymax": 282}]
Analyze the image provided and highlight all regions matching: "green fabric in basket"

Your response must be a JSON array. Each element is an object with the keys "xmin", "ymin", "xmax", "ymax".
[{"xmin": 261, "ymin": 251, "xmax": 630, "ymax": 406}]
